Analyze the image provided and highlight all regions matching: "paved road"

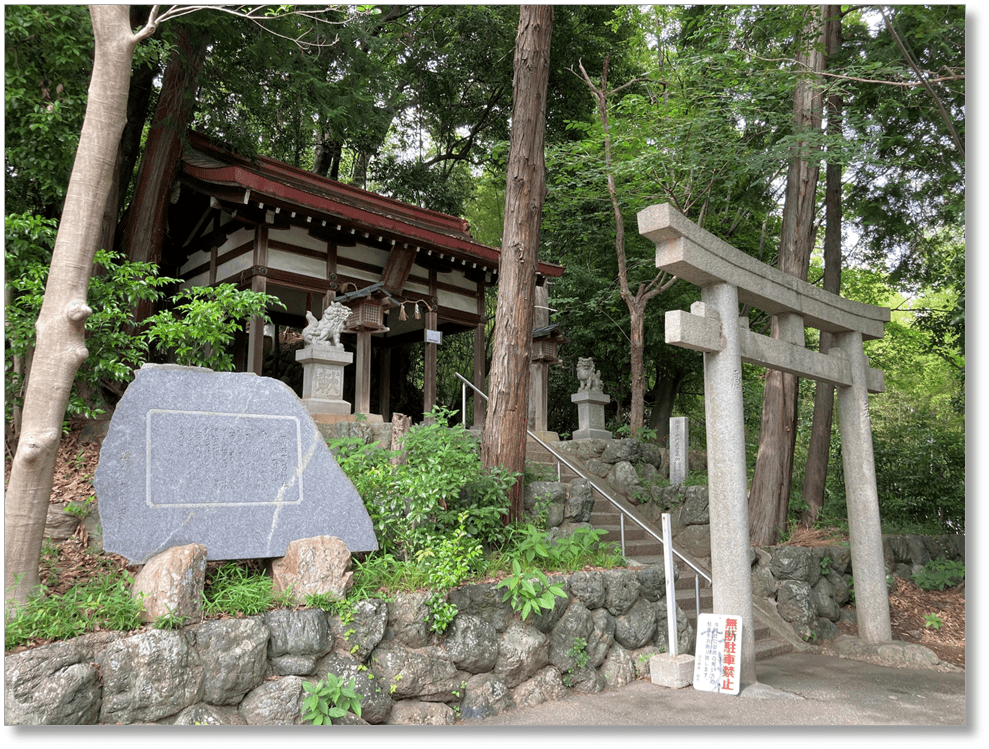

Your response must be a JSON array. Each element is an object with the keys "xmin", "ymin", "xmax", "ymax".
[{"xmin": 459, "ymin": 652, "xmax": 966, "ymax": 727}]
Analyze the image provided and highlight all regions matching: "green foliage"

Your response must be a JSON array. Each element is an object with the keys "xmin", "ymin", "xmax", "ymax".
[
  {"xmin": 414, "ymin": 517, "xmax": 485, "ymax": 634},
  {"xmin": 923, "ymin": 612, "xmax": 943, "ymax": 631},
  {"xmin": 152, "ymin": 610, "xmax": 190, "ymax": 630},
  {"xmin": 201, "ymin": 562, "xmax": 294, "ymax": 617},
  {"xmin": 495, "ymin": 559, "xmax": 568, "ymax": 621},
  {"xmin": 5, "ymin": 228, "xmax": 175, "ymax": 421},
  {"xmin": 328, "ymin": 406, "xmax": 517, "ymax": 560},
  {"xmin": 301, "ymin": 674, "xmax": 363, "ymax": 725},
  {"xmin": 4, "ymin": 236, "xmax": 282, "ymax": 424},
  {"xmin": 911, "ymin": 558, "xmax": 964, "ymax": 592},
  {"xmin": 507, "ymin": 525, "xmax": 621, "ymax": 573},
  {"xmin": 144, "ymin": 285, "xmax": 284, "ymax": 370},
  {"xmin": 563, "ymin": 636, "xmax": 591, "ymax": 686},
  {"xmin": 3, "ymin": 5, "xmax": 94, "ymax": 216},
  {"xmin": 4, "ymin": 558, "xmax": 144, "ymax": 650},
  {"xmin": 63, "ymin": 497, "xmax": 95, "ymax": 520}
]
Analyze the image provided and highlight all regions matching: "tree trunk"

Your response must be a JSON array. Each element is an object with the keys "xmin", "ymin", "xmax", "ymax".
[
  {"xmin": 312, "ymin": 133, "xmax": 342, "ymax": 179},
  {"xmin": 575, "ymin": 59, "xmax": 675, "ymax": 439},
  {"xmin": 802, "ymin": 7, "xmax": 843, "ymax": 527},
  {"xmin": 481, "ymin": 5, "xmax": 553, "ymax": 522},
  {"xmin": 748, "ymin": 6, "xmax": 827, "ymax": 547},
  {"xmin": 5, "ymin": 6, "xmax": 145, "ymax": 610},
  {"xmin": 119, "ymin": 21, "xmax": 208, "ymax": 279},
  {"xmin": 647, "ymin": 369, "xmax": 686, "ymax": 445},
  {"xmin": 628, "ymin": 298, "xmax": 648, "ymax": 434},
  {"xmin": 97, "ymin": 6, "xmax": 160, "ymax": 261}
]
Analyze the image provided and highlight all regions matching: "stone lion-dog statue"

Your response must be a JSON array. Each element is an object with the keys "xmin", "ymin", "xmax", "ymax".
[
  {"xmin": 302, "ymin": 302, "xmax": 351, "ymax": 349},
  {"xmin": 576, "ymin": 357, "xmax": 603, "ymax": 392}
]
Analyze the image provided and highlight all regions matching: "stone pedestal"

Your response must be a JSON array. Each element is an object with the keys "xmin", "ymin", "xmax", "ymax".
[
  {"xmin": 295, "ymin": 343, "xmax": 353, "ymax": 415},
  {"xmin": 570, "ymin": 390, "xmax": 612, "ymax": 440}
]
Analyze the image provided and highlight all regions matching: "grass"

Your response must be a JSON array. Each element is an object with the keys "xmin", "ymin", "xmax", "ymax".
[{"xmin": 5, "ymin": 557, "xmax": 144, "ymax": 651}]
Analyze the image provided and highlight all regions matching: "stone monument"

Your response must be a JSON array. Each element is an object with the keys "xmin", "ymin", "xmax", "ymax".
[
  {"xmin": 296, "ymin": 302, "xmax": 353, "ymax": 416},
  {"xmin": 670, "ymin": 416, "xmax": 689, "ymax": 486},
  {"xmin": 570, "ymin": 357, "xmax": 612, "ymax": 440},
  {"xmin": 93, "ymin": 364, "xmax": 378, "ymax": 564}
]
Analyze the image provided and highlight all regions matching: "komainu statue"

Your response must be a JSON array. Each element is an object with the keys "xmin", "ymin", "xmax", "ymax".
[
  {"xmin": 576, "ymin": 357, "xmax": 603, "ymax": 393},
  {"xmin": 302, "ymin": 302, "xmax": 351, "ymax": 349}
]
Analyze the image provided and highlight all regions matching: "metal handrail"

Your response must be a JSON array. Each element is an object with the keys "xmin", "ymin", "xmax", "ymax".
[{"xmin": 455, "ymin": 372, "xmax": 712, "ymax": 619}]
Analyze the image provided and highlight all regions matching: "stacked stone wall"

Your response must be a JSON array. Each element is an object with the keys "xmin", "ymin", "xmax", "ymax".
[{"xmin": 5, "ymin": 565, "xmax": 694, "ymax": 725}]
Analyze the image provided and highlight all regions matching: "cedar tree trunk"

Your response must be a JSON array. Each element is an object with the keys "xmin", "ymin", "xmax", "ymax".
[
  {"xmin": 748, "ymin": 6, "xmax": 827, "ymax": 546},
  {"xmin": 120, "ymin": 22, "xmax": 208, "ymax": 281},
  {"xmin": 481, "ymin": 5, "xmax": 553, "ymax": 522},
  {"xmin": 801, "ymin": 7, "xmax": 843, "ymax": 526}
]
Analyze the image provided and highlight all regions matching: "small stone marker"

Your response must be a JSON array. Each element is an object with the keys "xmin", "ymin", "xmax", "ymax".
[
  {"xmin": 94, "ymin": 364, "xmax": 378, "ymax": 564},
  {"xmin": 692, "ymin": 613, "xmax": 743, "ymax": 695},
  {"xmin": 669, "ymin": 416, "xmax": 688, "ymax": 486}
]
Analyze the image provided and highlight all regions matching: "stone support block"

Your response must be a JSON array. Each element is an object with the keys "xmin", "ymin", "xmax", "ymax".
[{"xmin": 649, "ymin": 653, "xmax": 694, "ymax": 689}]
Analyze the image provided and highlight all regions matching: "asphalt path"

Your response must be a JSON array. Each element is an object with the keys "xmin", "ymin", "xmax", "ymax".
[{"xmin": 458, "ymin": 652, "xmax": 967, "ymax": 727}]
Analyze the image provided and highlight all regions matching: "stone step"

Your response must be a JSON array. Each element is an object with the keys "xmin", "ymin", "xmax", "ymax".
[{"xmin": 525, "ymin": 442, "xmax": 792, "ymax": 662}]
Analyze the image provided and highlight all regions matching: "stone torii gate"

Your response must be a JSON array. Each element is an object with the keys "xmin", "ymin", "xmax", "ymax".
[{"xmin": 638, "ymin": 203, "xmax": 892, "ymax": 685}]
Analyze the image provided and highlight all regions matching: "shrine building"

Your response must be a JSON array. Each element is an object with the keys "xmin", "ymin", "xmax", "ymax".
[{"xmin": 161, "ymin": 131, "xmax": 564, "ymax": 424}]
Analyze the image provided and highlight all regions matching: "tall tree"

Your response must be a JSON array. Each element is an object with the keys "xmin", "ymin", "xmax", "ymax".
[
  {"xmin": 5, "ymin": 6, "xmax": 164, "ymax": 610},
  {"xmin": 575, "ymin": 58, "xmax": 675, "ymax": 437},
  {"xmin": 481, "ymin": 5, "xmax": 553, "ymax": 522},
  {"xmin": 119, "ymin": 21, "xmax": 209, "ymax": 273},
  {"xmin": 748, "ymin": 6, "xmax": 829, "ymax": 547},
  {"xmin": 801, "ymin": 7, "xmax": 843, "ymax": 527}
]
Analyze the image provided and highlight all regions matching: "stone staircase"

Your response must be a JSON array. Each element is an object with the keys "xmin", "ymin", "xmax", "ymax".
[{"xmin": 526, "ymin": 439, "xmax": 792, "ymax": 661}]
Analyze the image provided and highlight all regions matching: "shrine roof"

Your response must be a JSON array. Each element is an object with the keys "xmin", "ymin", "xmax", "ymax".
[{"xmin": 180, "ymin": 131, "xmax": 564, "ymax": 279}]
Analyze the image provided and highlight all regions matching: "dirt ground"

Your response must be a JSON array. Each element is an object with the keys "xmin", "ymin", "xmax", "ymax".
[
  {"xmin": 782, "ymin": 525, "xmax": 965, "ymax": 668},
  {"xmin": 4, "ymin": 428, "xmax": 966, "ymax": 669}
]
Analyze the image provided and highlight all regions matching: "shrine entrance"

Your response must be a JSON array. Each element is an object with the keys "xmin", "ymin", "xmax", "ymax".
[
  {"xmin": 165, "ymin": 131, "xmax": 563, "ymax": 423},
  {"xmin": 639, "ymin": 203, "xmax": 892, "ymax": 684}
]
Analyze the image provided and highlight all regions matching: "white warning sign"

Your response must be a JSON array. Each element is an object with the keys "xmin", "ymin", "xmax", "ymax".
[{"xmin": 692, "ymin": 613, "xmax": 743, "ymax": 695}]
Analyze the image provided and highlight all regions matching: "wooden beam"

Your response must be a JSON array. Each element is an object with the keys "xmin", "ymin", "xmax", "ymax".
[
  {"xmin": 247, "ymin": 225, "xmax": 268, "ymax": 375},
  {"xmin": 380, "ymin": 244, "xmax": 417, "ymax": 294},
  {"xmin": 355, "ymin": 331, "xmax": 372, "ymax": 415},
  {"xmin": 423, "ymin": 269, "xmax": 438, "ymax": 419}
]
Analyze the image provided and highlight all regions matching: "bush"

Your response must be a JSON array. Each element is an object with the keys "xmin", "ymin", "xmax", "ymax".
[
  {"xmin": 328, "ymin": 406, "xmax": 517, "ymax": 559},
  {"xmin": 5, "ymin": 237, "xmax": 175, "ymax": 421},
  {"xmin": 911, "ymin": 557, "xmax": 964, "ymax": 591},
  {"xmin": 4, "ymin": 224, "xmax": 284, "ymax": 424}
]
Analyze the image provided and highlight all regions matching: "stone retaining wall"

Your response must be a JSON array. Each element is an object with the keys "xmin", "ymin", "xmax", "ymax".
[{"xmin": 5, "ymin": 565, "xmax": 695, "ymax": 725}]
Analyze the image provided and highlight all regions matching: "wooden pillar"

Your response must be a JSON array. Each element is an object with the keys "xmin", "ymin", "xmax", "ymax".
[
  {"xmin": 247, "ymin": 225, "xmax": 268, "ymax": 375},
  {"xmin": 323, "ymin": 241, "xmax": 338, "ymax": 310},
  {"xmin": 423, "ymin": 270, "xmax": 438, "ymax": 419},
  {"xmin": 473, "ymin": 280, "xmax": 486, "ymax": 429},
  {"xmin": 355, "ymin": 331, "xmax": 372, "ymax": 415}
]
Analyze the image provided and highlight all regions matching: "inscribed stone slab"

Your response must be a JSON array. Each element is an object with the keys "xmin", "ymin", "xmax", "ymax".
[{"xmin": 94, "ymin": 364, "xmax": 378, "ymax": 564}]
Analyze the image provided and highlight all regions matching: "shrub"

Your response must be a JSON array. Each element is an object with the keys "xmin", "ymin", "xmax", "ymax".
[
  {"xmin": 911, "ymin": 557, "xmax": 964, "ymax": 591},
  {"xmin": 4, "ymin": 228, "xmax": 284, "ymax": 423},
  {"xmin": 328, "ymin": 406, "xmax": 517, "ymax": 559}
]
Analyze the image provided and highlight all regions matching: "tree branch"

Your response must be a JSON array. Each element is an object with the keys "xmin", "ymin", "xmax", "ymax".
[{"xmin": 880, "ymin": 6, "xmax": 965, "ymax": 158}]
